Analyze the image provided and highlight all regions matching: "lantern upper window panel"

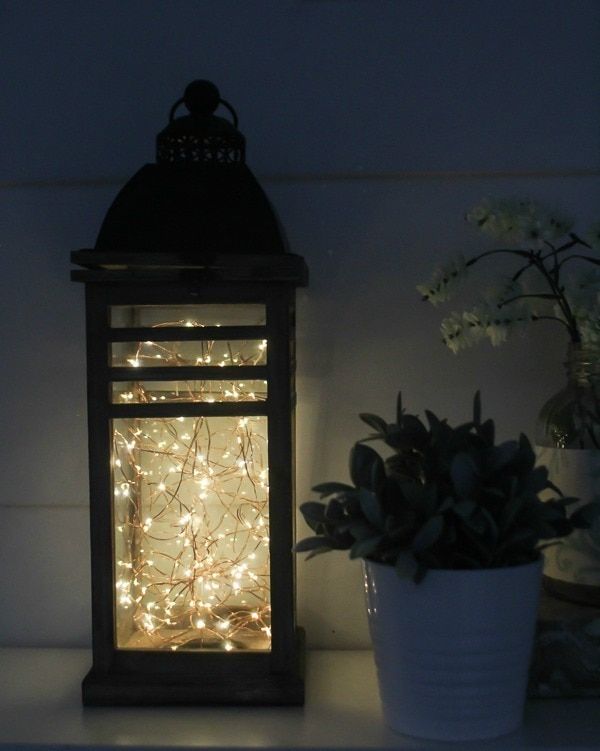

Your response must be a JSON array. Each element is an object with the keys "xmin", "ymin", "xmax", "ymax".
[
  {"xmin": 112, "ymin": 380, "xmax": 268, "ymax": 404},
  {"xmin": 110, "ymin": 304, "xmax": 266, "ymax": 328},
  {"xmin": 111, "ymin": 340, "xmax": 267, "ymax": 368}
]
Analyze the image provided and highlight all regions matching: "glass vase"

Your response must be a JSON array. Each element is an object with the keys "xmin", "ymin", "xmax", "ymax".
[{"xmin": 535, "ymin": 343, "xmax": 600, "ymax": 606}]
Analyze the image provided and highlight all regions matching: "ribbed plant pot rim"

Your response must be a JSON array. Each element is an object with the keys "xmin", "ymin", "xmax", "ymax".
[{"xmin": 364, "ymin": 556, "xmax": 543, "ymax": 579}]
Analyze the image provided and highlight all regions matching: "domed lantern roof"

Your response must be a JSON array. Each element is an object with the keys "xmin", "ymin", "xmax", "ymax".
[{"xmin": 93, "ymin": 80, "xmax": 287, "ymax": 257}]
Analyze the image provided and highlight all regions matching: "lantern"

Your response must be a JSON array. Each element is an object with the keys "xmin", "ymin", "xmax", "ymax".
[{"xmin": 72, "ymin": 81, "xmax": 307, "ymax": 705}]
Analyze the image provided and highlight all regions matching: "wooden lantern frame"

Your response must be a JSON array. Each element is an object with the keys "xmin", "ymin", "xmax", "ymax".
[{"xmin": 72, "ymin": 251, "xmax": 307, "ymax": 705}]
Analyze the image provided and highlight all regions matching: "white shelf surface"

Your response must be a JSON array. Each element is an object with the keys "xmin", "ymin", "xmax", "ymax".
[{"xmin": 1, "ymin": 648, "xmax": 600, "ymax": 751}]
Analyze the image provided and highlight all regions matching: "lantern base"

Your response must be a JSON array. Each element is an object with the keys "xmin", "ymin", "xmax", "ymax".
[{"xmin": 82, "ymin": 628, "xmax": 305, "ymax": 706}]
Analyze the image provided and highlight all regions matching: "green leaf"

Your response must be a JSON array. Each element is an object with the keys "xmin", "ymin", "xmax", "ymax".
[
  {"xmin": 359, "ymin": 413, "xmax": 388, "ymax": 435},
  {"xmin": 299, "ymin": 501, "xmax": 326, "ymax": 523},
  {"xmin": 450, "ymin": 453, "xmax": 479, "ymax": 497},
  {"xmin": 453, "ymin": 499, "xmax": 477, "ymax": 519},
  {"xmin": 350, "ymin": 535, "xmax": 384, "ymax": 559},
  {"xmin": 425, "ymin": 409, "xmax": 442, "ymax": 432},
  {"xmin": 398, "ymin": 415, "xmax": 429, "ymax": 448},
  {"xmin": 437, "ymin": 496, "xmax": 455, "ymax": 513},
  {"xmin": 499, "ymin": 491, "xmax": 526, "ymax": 533},
  {"xmin": 294, "ymin": 536, "xmax": 332, "ymax": 554},
  {"xmin": 570, "ymin": 502, "xmax": 600, "ymax": 528},
  {"xmin": 555, "ymin": 496, "xmax": 581, "ymax": 508},
  {"xmin": 488, "ymin": 441, "xmax": 519, "ymax": 472},
  {"xmin": 345, "ymin": 519, "xmax": 378, "ymax": 540},
  {"xmin": 412, "ymin": 515, "xmax": 444, "ymax": 554},
  {"xmin": 400, "ymin": 481, "xmax": 437, "ymax": 516},
  {"xmin": 512, "ymin": 433, "xmax": 536, "ymax": 475},
  {"xmin": 312, "ymin": 482, "xmax": 355, "ymax": 497},
  {"xmin": 358, "ymin": 488, "xmax": 385, "ymax": 529},
  {"xmin": 350, "ymin": 443, "xmax": 384, "ymax": 490},
  {"xmin": 324, "ymin": 498, "xmax": 345, "ymax": 521},
  {"xmin": 479, "ymin": 418, "xmax": 495, "ymax": 445},
  {"xmin": 523, "ymin": 465, "xmax": 550, "ymax": 494}
]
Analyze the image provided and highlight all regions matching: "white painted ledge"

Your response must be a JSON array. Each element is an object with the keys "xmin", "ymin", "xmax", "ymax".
[{"xmin": 1, "ymin": 648, "xmax": 599, "ymax": 751}]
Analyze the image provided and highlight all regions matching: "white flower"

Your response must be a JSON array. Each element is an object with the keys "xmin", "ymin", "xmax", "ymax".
[
  {"xmin": 467, "ymin": 198, "xmax": 572, "ymax": 246},
  {"xmin": 417, "ymin": 255, "xmax": 467, "ymax": 305},
  {"xmin": 441, "ymin": 297, "xmax": 532, "ymax": 354},
  {"xmin": 440, "ymin": 312, "xmax": 474, "ymax": 353}
]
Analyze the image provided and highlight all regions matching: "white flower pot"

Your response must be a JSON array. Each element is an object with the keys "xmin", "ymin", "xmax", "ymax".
[{"xmin": 363, "ymin": 558, "xmax": 543, "ymax": 741}]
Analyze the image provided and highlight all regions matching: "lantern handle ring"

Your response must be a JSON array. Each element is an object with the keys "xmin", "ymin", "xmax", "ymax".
[{"xmin": 168, "ymin": 80, "xmax": 239, "ymax": 129}]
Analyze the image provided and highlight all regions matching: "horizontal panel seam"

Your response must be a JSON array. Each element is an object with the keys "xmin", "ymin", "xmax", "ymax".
[{"xmin": 1, "ymin": 168, "xmax": 599, "ymax": 190}]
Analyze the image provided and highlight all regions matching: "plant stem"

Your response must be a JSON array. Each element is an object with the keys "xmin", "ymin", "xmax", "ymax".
[{"xmin": 497, "ymin": 293, "xmax": 561, "ymax": 308}]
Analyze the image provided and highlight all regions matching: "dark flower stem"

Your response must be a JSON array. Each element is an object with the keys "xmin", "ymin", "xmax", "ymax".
[{"xmin": 464, "ymin": 234, "xmax": 598, "ymax": 344}]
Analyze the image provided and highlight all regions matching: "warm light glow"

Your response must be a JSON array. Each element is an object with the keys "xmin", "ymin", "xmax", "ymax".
[{"xmin": 113, "ymin": 412, "xmax": 270, "ymax": 652}]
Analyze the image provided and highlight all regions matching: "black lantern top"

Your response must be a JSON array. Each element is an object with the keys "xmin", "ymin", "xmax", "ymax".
[
  {"xmin": 156, "ymin": 80, "xmax": 245, "ymax": 165},
  {"xmin": 86, "ymin": 80, "xmax": 293, "ymax": 262}
]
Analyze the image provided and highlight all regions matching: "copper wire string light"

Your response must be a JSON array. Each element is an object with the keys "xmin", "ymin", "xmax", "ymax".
[{"xmin": 112, "ymin": 319, "xmax": 271, "ymax": 652}]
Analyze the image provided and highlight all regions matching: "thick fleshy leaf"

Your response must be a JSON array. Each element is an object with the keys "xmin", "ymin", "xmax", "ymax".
[
  {"xmin": 512, "ymin": 434, "xmax": 536, "ymax": 475},
  {"xmin": 350, "ymin": 443, "xmax": 384, "ymax": 490},
  {"xmin": 450, "ymin": 453, "xmax": 479, "ymax": 497},
  {"xmin": 299, "ymin": 501, "xmax": 326, "ymax": 523},
  {"xmin": 498, "ymin": 492, "xmax": 526, "ymax": 532},
  {"xmin": 350, "ymin": 535, "xmax": 384, "ymax": 559},
  {"xmin": 479, "ymin": 418, "xmax": 495, "ymax": 445},
  {"xmin": 324, "ymin": 498, "xmax": 346, "ymax": 521},
  {"xmin": 488, "ymin": 441, "xmax": 519, "ymax": 472},
  {"xmin": 412, "ymin": 515, "xmax": 444, "ymax": 553},
  {"xmin": 570, "ymin": 502, "xmax": 600, "ymax": 528},
  {"xmin": 293, "ymin": 536, "xmax": 331, "ymax": 553},
  {"xmin": 359, "ymin": 413, "xmax": 388, "ymax": 435},
  {"xmin": 523, "ymin": 465, "xmax": 549, "ymax": 494},
  {"xmin": 358, "ymin": 488, "xmax": 385, "ymax": 529},
  {"xmin": 453, "ymin": 499, "xmax": 477, "ymax": 519}
]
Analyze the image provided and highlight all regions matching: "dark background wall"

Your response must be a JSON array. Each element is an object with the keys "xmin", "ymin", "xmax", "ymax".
[{"xmin": 0, "ymin": 0, "xmax": 598, "ymax": 648}]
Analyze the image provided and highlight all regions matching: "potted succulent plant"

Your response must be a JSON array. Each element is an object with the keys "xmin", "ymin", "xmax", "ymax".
[{"xmin": 295, "ymin": 392, "xmax": 595, "ymax": 741}]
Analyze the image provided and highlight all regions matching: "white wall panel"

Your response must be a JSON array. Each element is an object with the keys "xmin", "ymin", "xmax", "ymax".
[
  {"xmin": 0, "ymin": 0, "xmax": 598, "ymax": 648},
  {"xmin": 0, "ymin": 507, "xmax": 90, "ymax": 646},
  {"xmin": 1, "ymin": 0, "xmax": 598, "ymax": 182}
]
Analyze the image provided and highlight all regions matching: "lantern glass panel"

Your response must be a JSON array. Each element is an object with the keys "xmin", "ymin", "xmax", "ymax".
[
  {"xmin": 112, "ymin": 380, "xmax": 268, "ymax": 404},
  {"xmin": 110, "ymin": 304, "xmax": 266, "ymax": 327},
  {"xmin": 111, "ymin": 339, "xmax": 267, "ymax": 368},
  {"xmin": 112, "ymin": 414, "xmax": 271, "ymax": 652}
]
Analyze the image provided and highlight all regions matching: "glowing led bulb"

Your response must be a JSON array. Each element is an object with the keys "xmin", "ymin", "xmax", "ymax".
[
  {"xmin": 195, "ymin": 618, "xmax": 206, "ymax": 629},
  {"xmin": 223, "ymin": 641, "xmax": 234, "ymax": 652}
]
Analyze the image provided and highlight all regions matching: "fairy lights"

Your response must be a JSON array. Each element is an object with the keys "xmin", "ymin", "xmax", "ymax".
[{"xmin": 112, "ymin": 322, "xmax": 271, "ymax": 653}]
